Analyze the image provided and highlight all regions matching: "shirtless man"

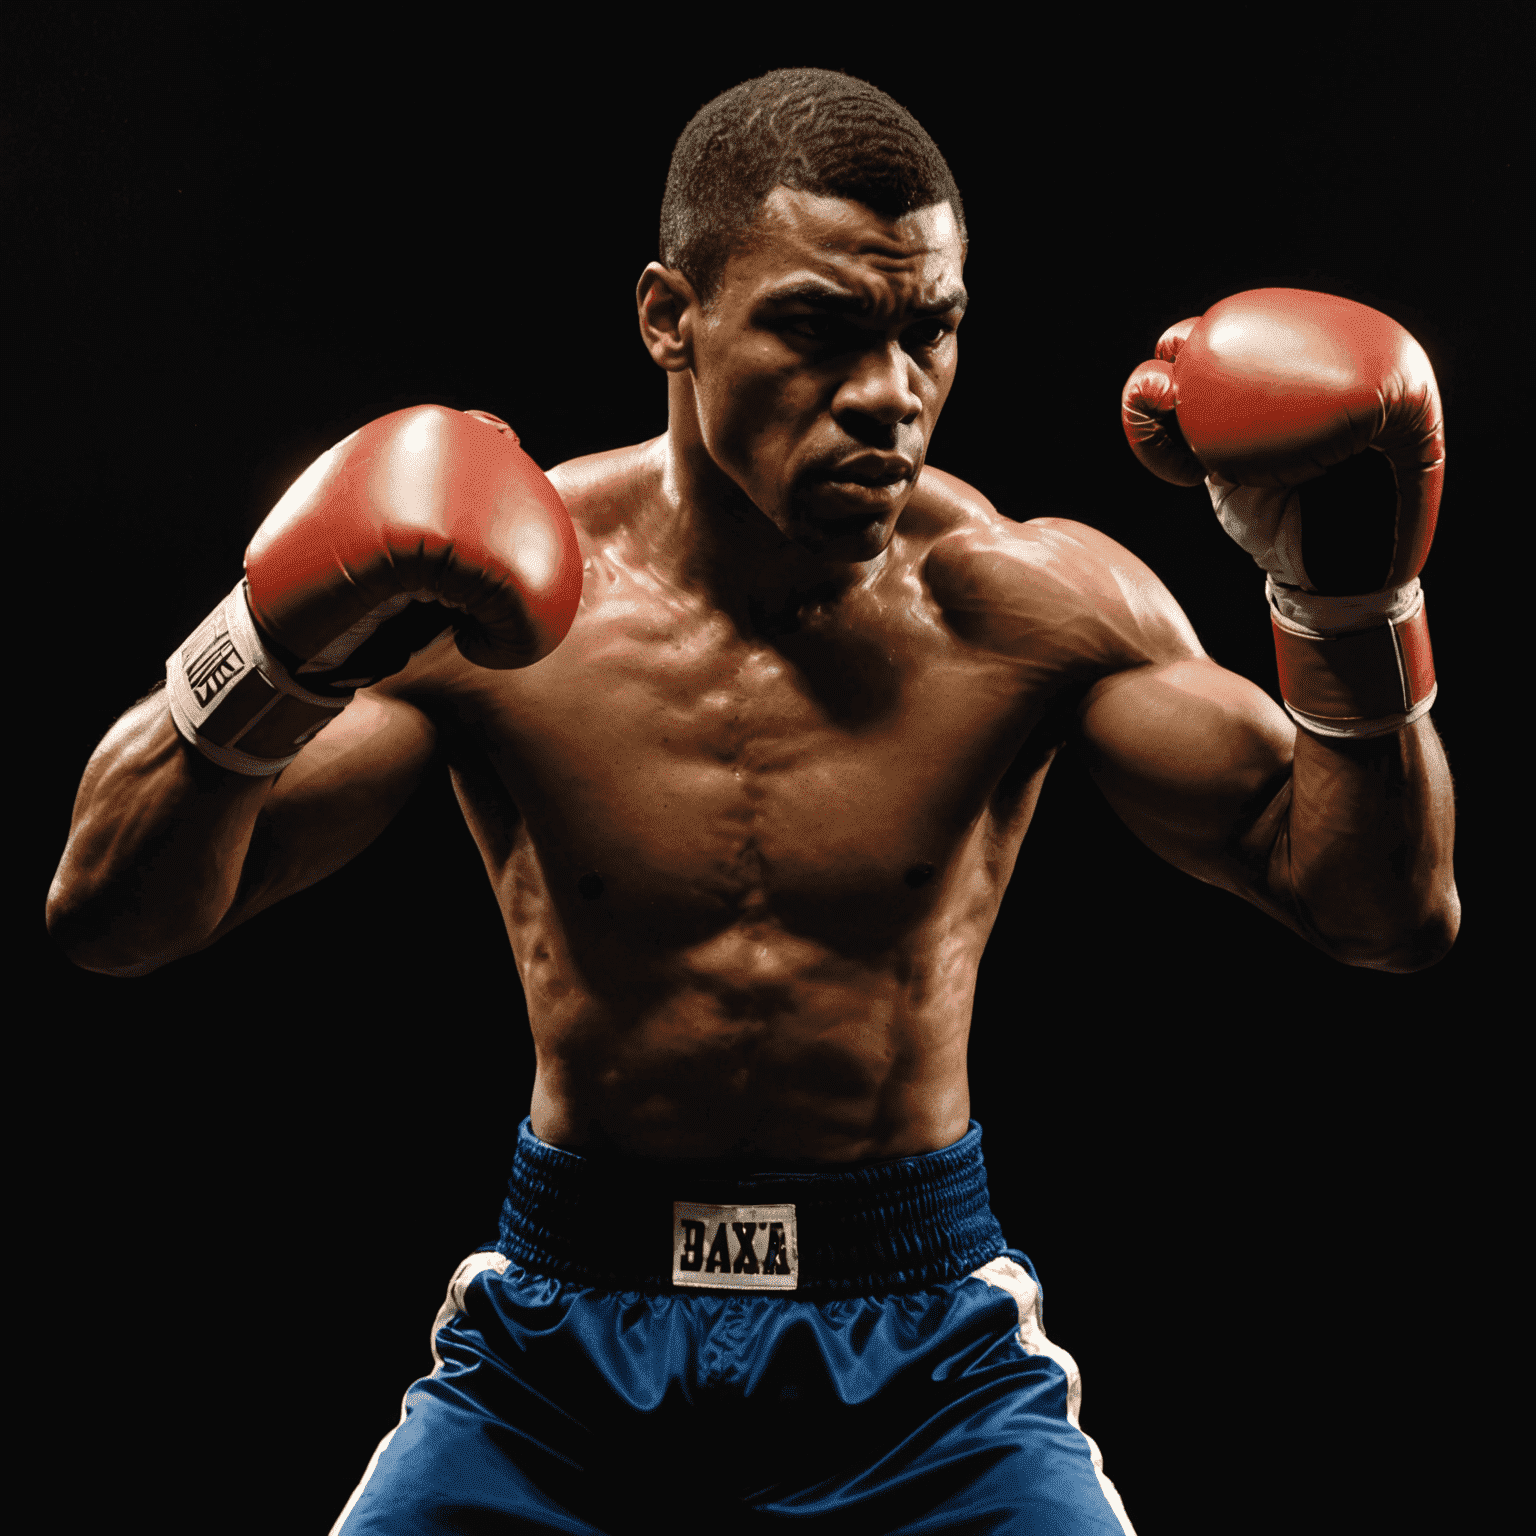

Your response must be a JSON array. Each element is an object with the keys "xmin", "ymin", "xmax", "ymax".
[{"xmin": 47, "ymin": 70, "xmax": 1457, "ymax": 1533}]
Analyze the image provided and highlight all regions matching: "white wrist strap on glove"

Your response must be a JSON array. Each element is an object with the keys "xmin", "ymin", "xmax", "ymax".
[
  {"xmin": 166, "ymin": 579, "xmax": 347, "ymax": 775},
  {"xmin": 1266, "ymin": 576, "xmax": 1422, "ymax": 638}
]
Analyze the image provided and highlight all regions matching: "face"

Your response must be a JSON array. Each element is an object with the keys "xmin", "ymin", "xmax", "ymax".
[{"xmin": 653, "ymin": 187, "xmax": 967, "ymax": 562}]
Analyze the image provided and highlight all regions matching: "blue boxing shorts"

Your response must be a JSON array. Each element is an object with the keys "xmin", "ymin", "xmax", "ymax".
[{"xmin": 330, "ymin": 1120, "xmax": 1135, "ymax": 1534}]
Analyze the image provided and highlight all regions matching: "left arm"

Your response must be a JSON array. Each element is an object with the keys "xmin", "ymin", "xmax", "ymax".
[
  {"xmin": 1078, "ymin": 654, "xmax": 1458, "ymax": 971},
  {"xmin": 1100, "ymin": 287, "xmax": 1461, "ymax": 970}
]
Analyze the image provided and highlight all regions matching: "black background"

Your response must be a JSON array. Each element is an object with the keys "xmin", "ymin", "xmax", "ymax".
[{"xmin": 14, "ymin": 8, "xmax": 1519, "ymax": 1533}]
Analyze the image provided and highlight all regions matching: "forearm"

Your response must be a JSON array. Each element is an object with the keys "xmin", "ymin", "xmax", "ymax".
[
  {"xmin": 46, "ymin": 688, "xmax": 275, "ymax": 973},
  {"xmin": 1272, "ymin": 716, "xmax": 1458, "ymax": 971}
]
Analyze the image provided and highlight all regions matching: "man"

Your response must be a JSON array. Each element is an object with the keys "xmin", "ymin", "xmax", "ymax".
[{"xmin": 47, "ymin": 68, "xmax": 1457, "ymax": 1533}]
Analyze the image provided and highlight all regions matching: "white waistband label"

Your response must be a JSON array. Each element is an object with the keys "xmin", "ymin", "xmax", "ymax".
[{"xmin": 672, "ymin": 1202, "xmax": 798, "ymax": 1291}]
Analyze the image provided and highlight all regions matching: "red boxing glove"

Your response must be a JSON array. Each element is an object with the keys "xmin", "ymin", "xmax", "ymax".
[
  {"xmin": 168, "ymin": 407, "xmax": 583, "ymax": 773},
  {"xmin": 1121, "ymin": 289, "xmax": 1444, "ymax": 738}
]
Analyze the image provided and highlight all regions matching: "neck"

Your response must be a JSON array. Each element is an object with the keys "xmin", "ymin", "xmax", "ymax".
[{"xmin": 651, "ymin": 375, "xmax": 885, "ymax": 625}]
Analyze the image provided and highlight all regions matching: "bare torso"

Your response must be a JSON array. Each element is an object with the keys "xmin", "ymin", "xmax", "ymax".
[
  {"xmin": 47, "ymin": 189, "xmax": 1456, "ymax": 1174},
  {"xmin": 383, "ymin": 437, "xmax": 1181, "ymax": 1160}
]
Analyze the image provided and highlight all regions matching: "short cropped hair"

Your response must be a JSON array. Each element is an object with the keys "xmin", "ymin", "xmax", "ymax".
[{"xmin": 660, "ymin": 69, "xmax": 966, "ymax": 304}]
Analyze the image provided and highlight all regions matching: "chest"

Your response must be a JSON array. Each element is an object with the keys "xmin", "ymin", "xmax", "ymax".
[{"xmin": 442, "ymin": 577, "xmax": 1043, "ymax": 905}]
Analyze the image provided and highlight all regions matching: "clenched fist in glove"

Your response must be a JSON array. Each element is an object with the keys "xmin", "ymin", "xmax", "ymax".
[
  {"xmin": 1121, "ymin": 289, "xmax": 1443, "ymax": 738},
  {"xmin": 167, "ymin": 406, "xmax": 583, "ymax": 773}
]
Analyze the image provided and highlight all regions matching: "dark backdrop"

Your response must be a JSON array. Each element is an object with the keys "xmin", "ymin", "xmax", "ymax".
[{"xmin": 14, "ymin": 10, "xmax": 1517, "ymax": 1534}]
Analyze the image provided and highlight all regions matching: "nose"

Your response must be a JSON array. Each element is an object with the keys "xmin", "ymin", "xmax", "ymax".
[{"xmin": 834, "ymin": 341, "xmax": 923, "ymax": 432}]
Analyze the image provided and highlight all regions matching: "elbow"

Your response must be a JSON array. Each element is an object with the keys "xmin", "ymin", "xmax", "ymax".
[
  {"xmin": 46, "ymin": 880, "xmax": 190, "ymax": 977},
  {"xmin": 46, "ymin": 898, "xmax": 143, "ymax": 976},
  {"xmin": 48, "ymin": 925, "xmax": 183, "ymax": 978},
  {"xmin": 1332, "ymin": 891, "xmax": 1462, "ymax": 975},
  {"xmin": 45, "ymin": 877, "xmax": 101, "ymax": 971},
  {"xmin": 1358, "ymin": 924, "xmax": 1458, "ymax": 974}
]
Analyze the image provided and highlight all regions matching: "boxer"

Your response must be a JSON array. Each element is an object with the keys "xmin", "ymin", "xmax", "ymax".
[{"xmin": 47, "ymin": 69, "xmax": 1457, "ymax": 1533}]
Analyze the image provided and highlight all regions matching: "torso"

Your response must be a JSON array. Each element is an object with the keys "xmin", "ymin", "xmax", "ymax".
[{"xmin": 389, "ymin": 438, "xmax": 1192, "ymax": 1160}]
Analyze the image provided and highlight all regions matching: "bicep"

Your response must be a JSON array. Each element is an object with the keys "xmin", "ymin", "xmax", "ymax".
[
  {"xmin": 1076, "ymin": 656, "xmax": 1296, "ymax": 899},
  {"xmin": 198, "ymin": 686, "xmax": 440, "ymax": 943}
]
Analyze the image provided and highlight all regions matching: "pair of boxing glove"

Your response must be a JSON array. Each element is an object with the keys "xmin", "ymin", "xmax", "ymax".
[{"xmin": 168, "ymin": 289, "xmax": 1443, "ymax": 774}]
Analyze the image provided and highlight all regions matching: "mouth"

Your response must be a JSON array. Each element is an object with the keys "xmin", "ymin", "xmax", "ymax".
[
  {"xmin": 801, "ymin": 455, "xmax": 917, "ymax": 521},
  {"xmin": 823, "ymin": 453, "xmax": 916, "ymax": 489}
]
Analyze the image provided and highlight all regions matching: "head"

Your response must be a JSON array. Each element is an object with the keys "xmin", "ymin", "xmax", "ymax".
[{"xmin": 639, "ymin": 70, "xmax": 968, "ymax": 563}]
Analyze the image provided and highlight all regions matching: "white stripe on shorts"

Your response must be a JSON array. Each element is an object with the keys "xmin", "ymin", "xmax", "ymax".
[
  {"xmin": 328, "ymin": 1252, "xmax": 510, "ymax": 1536},
  {"xmin": 970, "ymin": 1255, "xmax": 1138, "ymax": 1536}
]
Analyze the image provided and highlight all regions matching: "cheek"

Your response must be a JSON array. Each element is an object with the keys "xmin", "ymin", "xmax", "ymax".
[
  {"xmin": 923, "ymin": 342, "xmax": 957, "ymax": 400},
  {"xmin": 703, "ymin": 362, "xmax": 822, "ymax": 471}
]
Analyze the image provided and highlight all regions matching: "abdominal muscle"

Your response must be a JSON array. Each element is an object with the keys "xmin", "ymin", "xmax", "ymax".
[{"xmin": 517, "ymin": 894, "xmax": 984, "ymax": 1164}]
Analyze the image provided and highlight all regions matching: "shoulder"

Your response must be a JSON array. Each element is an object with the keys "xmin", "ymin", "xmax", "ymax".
[
  {"xmin": 906, "ymin": 466, "xmax": 1144, "ymax": 595},
  {"xmin": 911, "ymin": 471, "xmax": 1204, "ymax": 673},
  {"xmin": 545, "ymin": 438, "xmax": 664, "ymax": 539}
]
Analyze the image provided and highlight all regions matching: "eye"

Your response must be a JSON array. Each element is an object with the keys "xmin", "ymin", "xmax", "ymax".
[
  {"xmin": 905, "ymin": 319, "xmax": 951, "ymax": 350},
  {"xmin": 785, "ymin": 314, "xmax": 845, "ymax": 343}
]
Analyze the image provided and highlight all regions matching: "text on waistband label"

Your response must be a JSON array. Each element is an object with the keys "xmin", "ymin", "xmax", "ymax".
[{"xmin": 672, "ymin": 1202, "xmax": 798, "ymax": 1291}]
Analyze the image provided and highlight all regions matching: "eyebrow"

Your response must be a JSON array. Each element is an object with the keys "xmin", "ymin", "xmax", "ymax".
[{"xmin": 761, "ymin": 279, "xmax": 969, "ymax": 317}]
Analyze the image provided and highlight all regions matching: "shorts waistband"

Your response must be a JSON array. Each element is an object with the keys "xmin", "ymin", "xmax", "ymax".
[{"xmin": 494, "ymin": 1118, "xmax": 1007, "ymax": 1297}]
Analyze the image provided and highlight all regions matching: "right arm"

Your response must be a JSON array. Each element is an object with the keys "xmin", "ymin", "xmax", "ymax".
[
  {"xmin": 47, "ymin": 404, "xmax": 582, "ymax": 975},
  {"xmin": 46, "ymin": 681, "xmax": 438, "ymax": 976}
]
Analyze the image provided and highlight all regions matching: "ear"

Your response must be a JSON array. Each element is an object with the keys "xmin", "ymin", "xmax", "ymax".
[{"xmin": 638, "ymin": 263, "xmax": 698, "ymax": 373}]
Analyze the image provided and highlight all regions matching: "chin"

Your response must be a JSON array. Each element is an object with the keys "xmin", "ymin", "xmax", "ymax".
[{"xmin": 796, "ymin": 516, "xmax": 893, "ymax": 562}]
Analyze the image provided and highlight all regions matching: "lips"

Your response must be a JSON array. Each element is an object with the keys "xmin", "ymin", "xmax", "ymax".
[{"xmin": 824, "ymin": 454, "xmax": 915, "ymax": 488}]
